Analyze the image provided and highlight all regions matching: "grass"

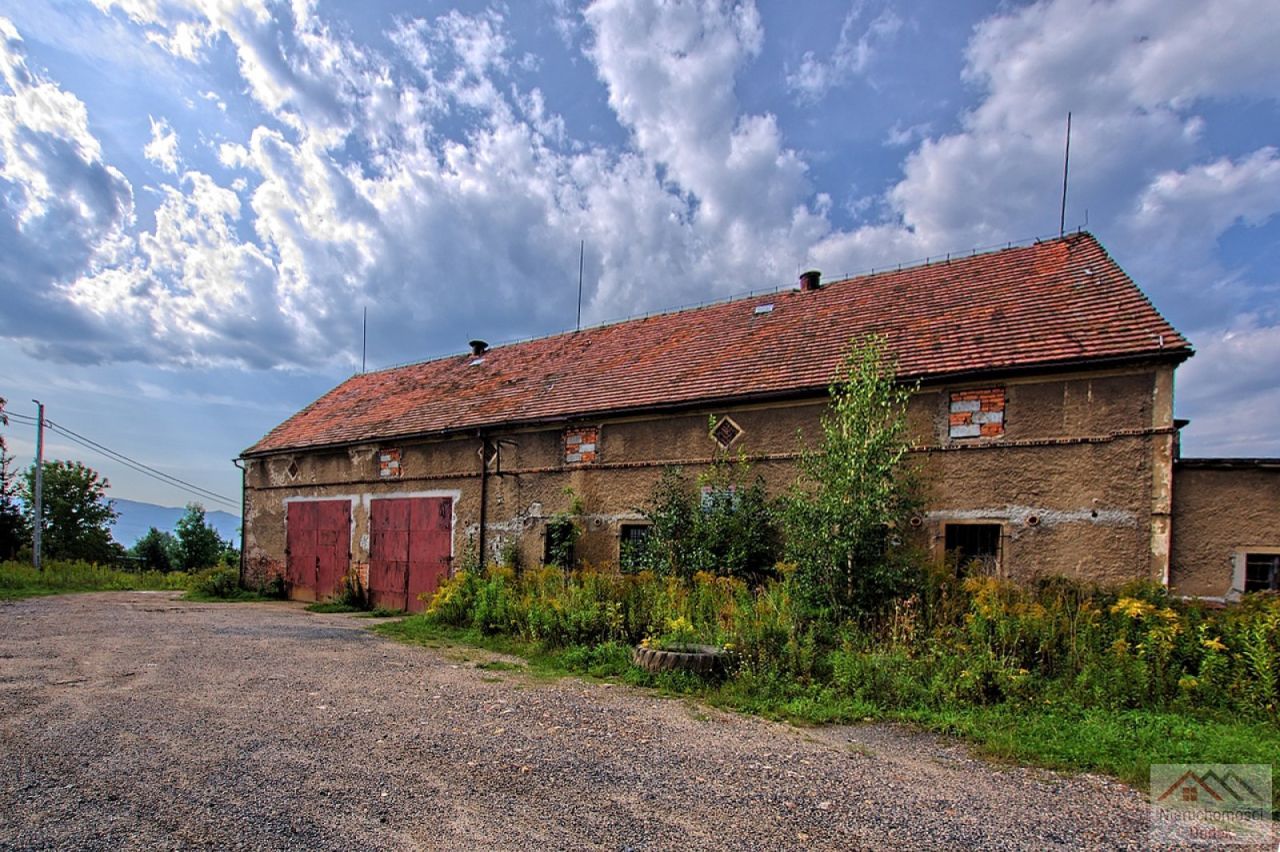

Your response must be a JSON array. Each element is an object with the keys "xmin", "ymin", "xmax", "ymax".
[
  {"xmin": 305, "ymin": 600, "xmax": 365, "ymax": 613},
  {"xmin": 0, "ymin": 559, "xmax": 190, "ymax": 600},
  {"xmin": 183, "ymin": 587, "xmax": 277, "ymax": 603},
  {"xmin": 376, "ymin": 614, "xmax": 1280, "ymax": 813}
]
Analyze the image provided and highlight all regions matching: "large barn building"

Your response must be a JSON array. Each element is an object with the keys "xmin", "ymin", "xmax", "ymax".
[{"xmin": 239, "ymin": 233, "xmax": 1279, "ymax": 611}]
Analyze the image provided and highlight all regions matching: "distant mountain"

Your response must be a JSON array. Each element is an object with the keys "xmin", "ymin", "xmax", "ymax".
[{"xmin": 111, "ymin": 498, "xmax": 241, "ymax": 548}]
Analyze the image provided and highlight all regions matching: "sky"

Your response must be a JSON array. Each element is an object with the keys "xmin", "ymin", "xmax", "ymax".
[{"xmin": 0, "ymin": 0, "xmax": 1277, "ymax": 515}]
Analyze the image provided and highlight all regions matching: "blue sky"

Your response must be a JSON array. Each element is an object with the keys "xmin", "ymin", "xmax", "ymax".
[{"xmin": 0, "ymin": 0, "xmax": 1277, "ymax": 513}]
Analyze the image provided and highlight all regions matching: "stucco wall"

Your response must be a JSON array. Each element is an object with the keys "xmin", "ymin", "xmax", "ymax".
[
  {"xmin": 1170, "ymin": 464, "xmax": 1280, "ymax": 598},
  {"xmin": 243, "ymin": 363, "xmax": 1178, "ymax": 597}
]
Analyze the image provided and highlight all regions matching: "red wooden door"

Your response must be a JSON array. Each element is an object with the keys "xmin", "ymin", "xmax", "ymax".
[
  {"xmin": 285, "ymin": 502, "xmax": 317, "ymax": 596},
  {"xmin": 406, "ymin": 497, "xmax": 452, "ymax": 613},
  {"xmin": 314, "ymin": 500, "xmax": 352, "ymax": 600},
  {"xmin": 369, "ymin": 499, "xmax": 411, "ymax": 611},
  {"xmin": 368, "ymin": 497, "xmax": 452, "ymax": 613},
  {"xmin": 285, "ymin": 500, "xmax": 350, "ymax": 601}
]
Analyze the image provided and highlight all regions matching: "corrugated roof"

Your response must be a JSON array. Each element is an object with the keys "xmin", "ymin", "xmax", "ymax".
[{"xmin": 245, "ymin": 232, "xmax": 1191, "ymax": 456}]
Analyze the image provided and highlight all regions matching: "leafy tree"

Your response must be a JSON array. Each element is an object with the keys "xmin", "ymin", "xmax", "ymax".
[
  {"xmin": 131, "ymin": 526, "xmax": 177, "ymax": 573},
  {"xmin": 173, "ymin": 503, "xmax": 226, "ymax": 572},
  {"xmin": 780, "ymin": 337, "xmax": 920, "ymax": 621},
  {"xmin": 0, "ymin": 399, "xmax": 30, "ymax": 560},
  {"xmin": 21, "ymin": 459, "xmax": 121, "ymax": 564}
]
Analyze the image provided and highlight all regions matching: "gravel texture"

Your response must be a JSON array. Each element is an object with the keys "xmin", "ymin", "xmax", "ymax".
[{"xmin": 0, "ymin": 592, "xmax": 1164, "ymax": 850}]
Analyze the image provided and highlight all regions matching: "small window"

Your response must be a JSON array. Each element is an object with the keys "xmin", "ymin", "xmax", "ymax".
[
  {"xmin": 619, "ymin": 523, "xmax": 652, "ymax": 573},
  {"xmin": 700, "ymin": 484, "xmax": 739, "ymax": 512},
  {"xmin": 710, "ymin": 416, "xmax": 743, "ymax": 449},
  {"xmin": 945, "ymin": 523, "xmax": 1001, "ymax": 574},
  {"xmin": 1244, "ymin": 553, "xmax": 1280, "ymax": 593}
]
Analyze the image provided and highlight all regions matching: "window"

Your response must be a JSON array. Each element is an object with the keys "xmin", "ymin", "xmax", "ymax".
[
  {"xmin": 700, "ymin": 484, "xmax": 738, "ymax": 512},
  {"xmin": 543, "ymin": 518, "xmax": 576, "ymax": 568},
  {"xmin": 619, "ymin": 523, "xmax": 652, "ymax": 572},
  {"xmin": 1244, "ymin": 553, "xmax": 1280, "ymax": 593},
  {"xmin": 709, "ymin": 416, "xmax": 743, "ymax": 449},
  {"xmin": 945, "ymin": 523, "xmax": 1001, "ymax": 573}
]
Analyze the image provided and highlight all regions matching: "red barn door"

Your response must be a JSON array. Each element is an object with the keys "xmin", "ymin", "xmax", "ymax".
[
  {"xmin": 369, "ymin": 498, "xmax": 411, "ymax": 611},
  {"xmin": 285, "ymin": 500, "xmax": 351, "ymax": 601},
  {"xmin": 369, "ymin": 497, "xmax": 452, "ymax": 613}
]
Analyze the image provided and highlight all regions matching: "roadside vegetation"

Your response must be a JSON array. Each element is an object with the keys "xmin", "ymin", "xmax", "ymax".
[
  {"xmin": 377, "ymin": 338, "xmax": 1280, "ymax": 810},
  {"xmin": 0, "ymin": 559, "xmax": 192, "ymax": 599}
]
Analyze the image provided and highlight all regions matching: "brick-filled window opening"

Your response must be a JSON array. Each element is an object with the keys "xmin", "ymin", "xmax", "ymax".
[
  {"xmin": 619, "ymin": 523, "xmax": 652, "ymax": 573},
  {"xmin": 564, "ymin": 427, "xmax": 599, "ymax": 465},
  {"xmin": 949, "ymin": 387, "xmax": 1005, "ymax": 439},
  {"xmin": 945, "ymin": 523, "xmax": 1002, "ymax": 574},
  {"xmin": 378, "ymin": 448, "xmax": 402, "ymax": 478},
  {"xmin": 1245, "ymin": 553, "xmax": 1280, "ymax": 592}
]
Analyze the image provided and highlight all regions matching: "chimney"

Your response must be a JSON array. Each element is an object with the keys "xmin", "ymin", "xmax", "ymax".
[
  {"xmin": 799, "ymin": 269, "xmax": 821, "ymax": 292},
  {"xmin": 469, "ymin": 339, "xmax": 488, "ymax": 356}
]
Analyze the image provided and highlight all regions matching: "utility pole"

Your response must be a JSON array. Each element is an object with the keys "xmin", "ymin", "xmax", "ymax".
[{"xmin": 31, "ymin": 399, "xmax": 44, "ymax": 571}]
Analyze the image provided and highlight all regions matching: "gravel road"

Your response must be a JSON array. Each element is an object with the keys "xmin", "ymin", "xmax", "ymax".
[{"xmin": 0, "ymin": 592, "xmax": 1163, "ymax": 850}]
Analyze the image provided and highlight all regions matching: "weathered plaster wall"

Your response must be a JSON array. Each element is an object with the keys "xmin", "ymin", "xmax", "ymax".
[
  {"xmin": 1170, "ymin": 465, "xmax": 1280, "ymax": 598},
  {"xmin": 243, "ymin": 363, "xmax": 1179, "ymax": 597}
]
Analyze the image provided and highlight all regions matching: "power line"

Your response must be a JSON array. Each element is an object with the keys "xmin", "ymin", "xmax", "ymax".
[{"xmin": 2, "ymin": 410, "xmax": 238, "ymax": 510}]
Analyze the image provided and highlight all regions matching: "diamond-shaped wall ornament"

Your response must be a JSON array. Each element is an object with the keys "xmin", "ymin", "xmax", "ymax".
[
  {"xmin": 710, "ymin": 416, "xmax": 743, "ymax": 449},
  {"xmin": 286, "ymin": 460, "xmax": 300, "ymax": 480}
]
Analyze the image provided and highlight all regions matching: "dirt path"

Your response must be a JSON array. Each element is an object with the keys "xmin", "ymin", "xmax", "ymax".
[{"xmin": 0, "ymin": 592, "xmax": 1157, "ymax": 850}]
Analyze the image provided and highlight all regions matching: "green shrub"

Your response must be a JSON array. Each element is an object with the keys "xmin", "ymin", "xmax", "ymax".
[
  {"xmin": 191, "ymin": 566, "xmax": 240, "ymax": 598},
  {"xmin": 628, "ymin": 461, "xmax": 781, "ymax": 584}
]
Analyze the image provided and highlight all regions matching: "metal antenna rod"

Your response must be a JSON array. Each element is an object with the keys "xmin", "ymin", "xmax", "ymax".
[
  {"xmin": 1060, "ymin": 111, "xmax": 1072, "ymax": 237},
  {"xmin": 576, "ymin": 240, "xmax": 584, "ymax": 332},
  {"xmin": 362, "ymin": 306, "xmax": 368, "ymax": 373}
]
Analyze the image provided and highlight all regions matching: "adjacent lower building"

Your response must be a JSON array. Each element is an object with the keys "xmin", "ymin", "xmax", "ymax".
[{"xmin": 238, "ymin": 232, "xmax": 1279, "ymax": 609}]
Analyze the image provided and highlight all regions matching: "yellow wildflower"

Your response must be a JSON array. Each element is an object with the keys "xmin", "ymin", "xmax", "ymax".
[
  {"xmin": 1201, "ymin": 636, "xmax": 1227, "ymax": 653},
  {"xmin": 1111, "ymin": 597, "xmax": 1155, "ymax": 619}
]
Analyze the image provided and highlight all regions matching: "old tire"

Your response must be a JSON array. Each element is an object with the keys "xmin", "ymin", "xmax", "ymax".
[{"xmin": 633, "ymin": 644, "xmax": 727, "ymax": 677}]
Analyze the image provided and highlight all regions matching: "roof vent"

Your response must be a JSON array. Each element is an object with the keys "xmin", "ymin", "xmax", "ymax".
[
  {"xmin": 799, "ymin": 270, "xmax": 821, "ymax": 292},
  {"xmin": 469, "ymin": 339, "xmax": 488, "ymax": 356}
]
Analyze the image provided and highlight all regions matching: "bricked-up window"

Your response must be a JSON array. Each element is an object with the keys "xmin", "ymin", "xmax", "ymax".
[
  {"xmin": 564, "ymin": 427, "xmax": 599, "ymax": 465},
  {"xmin": 950, "ymin": 388, "xmax": 1005, "ymax": 439},
  {"xmin": 945, "ymin": 523, "xmax": 1001, "ymax": 574},
  {"xmin": 1245, "ymin": 553, "xmax": 1280, "ymax": 592},
  {"xmin": 378, "ymin": 448, "xmax": 402, "ymax": 478}
]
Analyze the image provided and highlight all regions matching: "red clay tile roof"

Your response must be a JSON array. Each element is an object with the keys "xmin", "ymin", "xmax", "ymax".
[{"xmin": 245, "ymin": 233, "xmax": 1191, "ymax": 456}]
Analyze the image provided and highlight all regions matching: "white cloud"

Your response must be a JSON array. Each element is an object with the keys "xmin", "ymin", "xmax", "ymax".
[
  {"xmin": 786, "ymin": 3, "xmax": 901, "ymax": 103},
  {"xmin": 809, "ymin": 0, "xmax": 1280, "ymax": 277},
  {"xmin": 143, "ymin": 114, "xmax": 181, "ymax": 173},
  {"xmin": 1177, "ymin": 323, "xmax": 1280, "ymax": 455},
  {"xmin": 0, "ymin": 16, "xmax": 135, "ymax": 352}
]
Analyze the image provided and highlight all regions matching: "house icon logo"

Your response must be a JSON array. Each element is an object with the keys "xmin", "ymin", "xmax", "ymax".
[
  {"xmin": 1150, "ymin": 763, "xmax": 1274, "ymax": 846},
  {"xmin": 1157, "ymin": 769, "xmax": 1264, "ymax": 807}
]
